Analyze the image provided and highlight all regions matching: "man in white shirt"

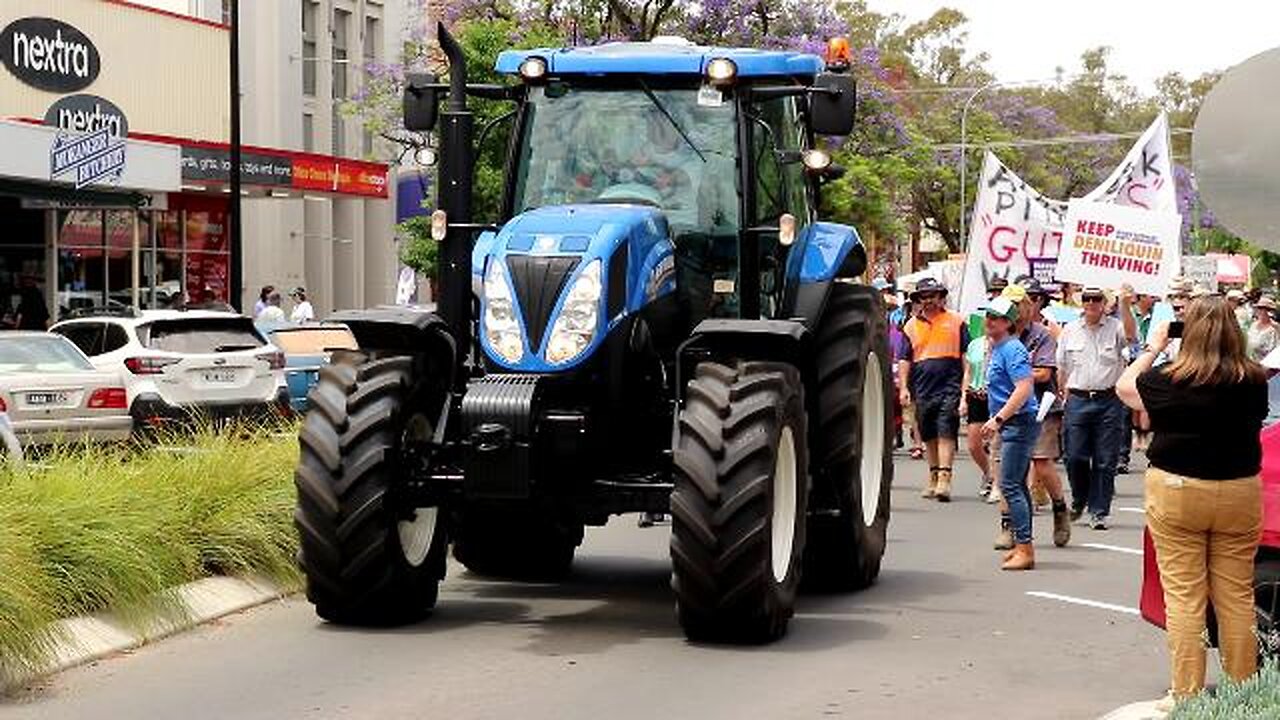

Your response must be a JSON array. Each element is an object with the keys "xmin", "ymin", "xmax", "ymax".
[{"xmin": 1056, "ymin": 285, "xmax": 1137, "ymax": 530}]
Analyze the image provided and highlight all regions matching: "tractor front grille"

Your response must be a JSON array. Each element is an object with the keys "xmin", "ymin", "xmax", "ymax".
[{"xmin": 505, "ymin": 254, "xmax": 580, "ymax": 353}]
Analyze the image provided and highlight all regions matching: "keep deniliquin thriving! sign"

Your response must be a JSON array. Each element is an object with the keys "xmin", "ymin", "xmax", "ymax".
[{"xmin": 0, "ymin": 16, "xmax": 101, "ymax": 93}]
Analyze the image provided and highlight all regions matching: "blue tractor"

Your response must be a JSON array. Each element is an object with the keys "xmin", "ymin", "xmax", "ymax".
[{"xmin": 293, "ymin": 25, "xmax": 894, "ymax": 642}]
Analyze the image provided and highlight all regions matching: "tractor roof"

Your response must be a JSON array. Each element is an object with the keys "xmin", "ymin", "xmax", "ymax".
[{"xmin": 495, "ymin": 39, "xmax": 823, "ymax": 79}]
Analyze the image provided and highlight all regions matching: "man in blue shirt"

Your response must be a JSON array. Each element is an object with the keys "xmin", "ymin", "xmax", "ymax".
[{"xmin": 983, "ymin": 297, "xmax": 1040, "ymax": 571}]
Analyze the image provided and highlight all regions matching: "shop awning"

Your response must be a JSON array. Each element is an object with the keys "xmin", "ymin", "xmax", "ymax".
[{"xmin": 0, "ymin": 177, "xmax": 150, "ymax": 207}]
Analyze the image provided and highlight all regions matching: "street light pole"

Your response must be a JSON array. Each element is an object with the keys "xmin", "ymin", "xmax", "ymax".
[
  {"xmin": 228, "ymin": 0, "xmax": 243, "ymax": 311},
  {"xmin": 957, "ymin": 79, "xmax": 999, "ymax": 252}
]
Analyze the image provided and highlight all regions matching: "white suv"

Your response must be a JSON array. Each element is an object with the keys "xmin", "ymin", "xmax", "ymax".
[{"xmin": 50, "ymin": 309, "xmax": 289, "ymax": 430}]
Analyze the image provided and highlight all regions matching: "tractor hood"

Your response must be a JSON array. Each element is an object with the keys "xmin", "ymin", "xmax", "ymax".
[{"xmin": 473, "ymin": 204, "xmax": 676, "ymax": 372}]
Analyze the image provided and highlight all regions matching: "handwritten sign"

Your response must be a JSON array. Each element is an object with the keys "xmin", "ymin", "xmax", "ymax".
[
  {"xmin": 1055, "ymin": 200, "xmax": 1182, "ymax": 296},
  {"xmin": 1180, "ymin": 255, "xmax": 1219, "ymax": 293}
]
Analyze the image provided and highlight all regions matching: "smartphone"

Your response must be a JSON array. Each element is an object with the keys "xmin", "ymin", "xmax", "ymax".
[{"xmin": 1168, "ymin": 321, "xmax": 1184, "ymax": 339}]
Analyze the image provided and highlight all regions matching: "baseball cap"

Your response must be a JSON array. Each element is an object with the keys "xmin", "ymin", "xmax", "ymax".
[
  {"xmin": 1227, "ymin": 289, "xmax": 1246, "ymax": 301},
  {"xmin": 985, "ymin": 296, "xmax": 1018, "ymax": 322},
  {"xmin": 1000, "ymin": 284, "xmax": 1028, "ymax": 304}
]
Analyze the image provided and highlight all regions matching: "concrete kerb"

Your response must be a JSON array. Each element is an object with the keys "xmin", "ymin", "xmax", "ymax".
[
  {"xmin": 1, "ymin": 575, "xmax": 291, "ymax": 693},
  {"xmin": 1099, "ymin": 700, "xmax": 1168, "ymax": 720}
]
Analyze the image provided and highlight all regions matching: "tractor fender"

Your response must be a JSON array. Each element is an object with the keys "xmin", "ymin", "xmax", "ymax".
[
  {"xmin": 781, "ymin": 222, "xmax": 867, "ymax": 328},
  {"xmin": 675, "ymin": 318, "xmax": 812, "ymax": 396},
  {"xmin": 327, "ymin": 305, "xmax": 459, "ymax": 389}
]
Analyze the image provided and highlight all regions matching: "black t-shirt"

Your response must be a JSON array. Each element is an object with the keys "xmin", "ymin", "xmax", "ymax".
[{"xmin": 1136, "ymin": 368, "xmax": 1268, "ymax": 480}]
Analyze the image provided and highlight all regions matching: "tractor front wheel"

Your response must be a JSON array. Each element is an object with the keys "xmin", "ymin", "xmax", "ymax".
[
  {"xmin": 670, "ymin": 361, "xmax": 808, "ymax": 643},
  {"xmin": 294, "ymin": 355, "xmax": 449, "ymax": 624}
]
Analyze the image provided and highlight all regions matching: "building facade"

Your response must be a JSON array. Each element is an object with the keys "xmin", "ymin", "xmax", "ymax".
[{"xmin": 0, "ymin": 0, "xmax": 400, "ymax": 326}]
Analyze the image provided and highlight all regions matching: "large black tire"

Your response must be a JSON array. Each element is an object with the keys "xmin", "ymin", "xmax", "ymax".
[
  {"xmin": 294, "ymin": 355, "xmax": 448, "ymax": 624},
  {"xmin": 453, "ymin": 511, "xmax": 583, "ymax": 581},
  {"xmin": 670, "ymin": 361, "xmax": 808, "ymax": 643},
  {"xmin": 803, "ymin": 282, "xmax": 894, "ymax": 590}
]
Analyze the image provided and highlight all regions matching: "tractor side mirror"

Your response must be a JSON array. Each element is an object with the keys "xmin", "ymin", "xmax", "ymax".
[
  {"xmin": 810, "ymin": 74, "xmax": 856, "ymax": 136},
  {"xmin": 404, "ymin": 73, "xmax": 440, "ymax": 132}
]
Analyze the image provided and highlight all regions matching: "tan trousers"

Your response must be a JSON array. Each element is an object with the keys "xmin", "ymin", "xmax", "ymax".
[{"xmin": 1145, "ymin": 468, "xmax": 1261, "ymax": 697}]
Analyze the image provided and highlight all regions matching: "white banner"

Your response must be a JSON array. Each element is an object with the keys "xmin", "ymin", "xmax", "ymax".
[
  {"xmin": 958, "ymin": 151, "xmax": 1067, "ymax": 313},
  {"xmin": 1081, "ymin": 113, "xmax": 1177, "ymax": 213},
  {"xmin": 959, "ymin": 113, "xmax": 1178, "ymax": 314},
  {"xmin": 1055, "ymin": 200, "xmax": 1182, "ymax": 296},
  {"xmin": 1180, "ymin": 255, "xmax": 1219, "ymax": 293}
]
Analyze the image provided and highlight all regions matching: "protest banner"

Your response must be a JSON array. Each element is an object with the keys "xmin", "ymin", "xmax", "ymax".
[
  {"xmin": 1207, "ymin": 252, "xmax": 1251, "ymax": 286},
  {"xmin": 1180, "ymin": 255, "xmax": 1219, "ymax": 293},
  {"xmin": 959, "ymin": 114, "xmax": 1177, "ymax": 312},
  {"xmin": 957, "ymin": 151, "xmax": 1068, "ymax": 314},
  {"xmin": 1082, "ymin": 113, "xmax": 1177, "ymax": 213},
  {"xmin": 1055, "ymin": 200, "xmax": 1182, "ymax": 296}
]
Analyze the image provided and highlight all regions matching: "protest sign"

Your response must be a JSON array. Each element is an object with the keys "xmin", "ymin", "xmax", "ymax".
[
  {"xmin": 1082, "ymin": 113, "xmax": 1177, "ymax": 213},
  {"xmin": 1180, "ymin": 255, "xmax": 1219, "ymax": 293},
  {"xmin": 1055, "ymin": 200, "xmax": 1182, "ymax": 296},
  {"xmin": 957, "ymin": 151, "xmax": 1067, "ymax": 314}
]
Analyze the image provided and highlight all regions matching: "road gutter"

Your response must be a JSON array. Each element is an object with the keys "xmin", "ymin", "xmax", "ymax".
[{"xmin": 1, "ymin": 575, "xmax": 292, "ymax": 693}]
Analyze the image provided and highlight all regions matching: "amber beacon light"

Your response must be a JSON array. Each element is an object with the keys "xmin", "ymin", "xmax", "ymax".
[{"xmin": 825, "ymin": 37, "xmax": 852, "ymax": 72}]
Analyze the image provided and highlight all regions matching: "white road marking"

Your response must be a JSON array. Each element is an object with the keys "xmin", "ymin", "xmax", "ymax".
[
  {"xmin": 1118, "ymin": 507, "xmax": 1145, "ymax": 514},
  {"xmin": 1081, "ymin": 542, "xmax": 1143, "ymax": 556},
  {"xmin": 1026, "ymin": 591, "xmax": 1140, "ymax": 616}
]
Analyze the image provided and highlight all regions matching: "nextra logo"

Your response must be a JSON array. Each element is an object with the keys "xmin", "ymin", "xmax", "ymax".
[{"xmin": 1, "ymin": 17, "xmax": 101, "ymax": 93}]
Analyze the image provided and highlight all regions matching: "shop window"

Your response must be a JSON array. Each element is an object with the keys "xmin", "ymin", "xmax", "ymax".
[
  {"xmin": 57, "ymin": 210, "xmax": 106, "ymax": 319},
  {"xmin": 0, "ymin": 199, "xmax": 48, "ymax": 329}
]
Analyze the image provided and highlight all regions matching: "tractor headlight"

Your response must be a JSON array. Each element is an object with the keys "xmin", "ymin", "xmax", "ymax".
[
  {"xmin": 545, "ymin": 260, "xmax": 602, "ymax": 365},
  {"xmin": 483, "ymin": 259, "xmax": 524, "ymax": 363}
]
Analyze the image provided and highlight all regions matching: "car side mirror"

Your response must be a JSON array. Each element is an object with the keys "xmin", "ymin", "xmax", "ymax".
[
  {"xmin": 404, "ymin": 72, "xmax": 439, "ymax": 132},
  {"xmin": 810, "ymin": 74, "xmax": 856, "ymax": 136}
]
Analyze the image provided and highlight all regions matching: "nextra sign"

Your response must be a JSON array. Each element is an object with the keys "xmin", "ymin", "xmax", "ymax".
[{"xmin": 0, "ymin": 16, "xmax": 101, "ymax": 92}]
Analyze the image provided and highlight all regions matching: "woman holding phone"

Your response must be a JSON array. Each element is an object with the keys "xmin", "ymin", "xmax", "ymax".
[{"xmin": 1117, "ymin": 297, "xmax": 1268, "ymax": 701}]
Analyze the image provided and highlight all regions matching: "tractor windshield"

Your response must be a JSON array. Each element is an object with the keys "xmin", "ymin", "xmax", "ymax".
[{"xmin": 511, "ymin": 84, "xmax": 740, "ymax": 237}]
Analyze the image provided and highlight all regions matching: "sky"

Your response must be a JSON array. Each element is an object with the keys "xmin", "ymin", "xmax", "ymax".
[{"xmin": 863, "ymin": 0, "xmax": 1280, "ymax": 95}]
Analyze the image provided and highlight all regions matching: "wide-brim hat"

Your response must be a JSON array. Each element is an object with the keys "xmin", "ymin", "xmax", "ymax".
[
  {"xmin": 1015, "ymin": 274, "xmax": 1047, "ymax": 298},
  {"xmin": 1257, "ymin": 296, "xmax": 1277, "ymax": 310},
  {"xmin": 910, "ymin": 277, "xmax": 948, "ymax": 300}
]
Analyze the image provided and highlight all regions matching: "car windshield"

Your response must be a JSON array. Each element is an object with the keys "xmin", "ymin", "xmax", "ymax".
[
  {"xmin": 0, "ymin": 335, "xmax": 94, "ymax": 373},
  {"xmin": 143, "ymin": 318, "xmax": 266, "ymax": 353},
  {"xmin": 270, "ymin": 327, "xmax": 357, "ymax": 355},
  {"xmin": 511, "ymin": 84, "xmax": 740, "ymax": 236}
]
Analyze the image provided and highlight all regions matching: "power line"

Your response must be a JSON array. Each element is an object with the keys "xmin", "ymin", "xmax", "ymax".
[{"xmin": 930, "ymin": 127, "xmax": 1192, "ymax": 150}]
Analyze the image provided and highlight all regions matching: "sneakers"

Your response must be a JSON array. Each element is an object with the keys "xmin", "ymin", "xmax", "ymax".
[
  {"xmin": 1116, "ymin": 464, "xmax": 1131, "ymax": 475},
  {"xmin": 1069, "ymin": 505, "xmax": 1085, "ymax": 522},
  {"xmin": 1053, "ymin": 505, "xmax": 1072, "ymax": 547},
  {"xmin": 986, "ymin": 482, "xmax": 1004, "ymax": 504},
  {"xmin": 1089, "ymin": 515, "xmax": 1108, "ymax": 531},
  {"xmin": 979, "ymin": 475, "xmax": 993, "ymax": 499}
]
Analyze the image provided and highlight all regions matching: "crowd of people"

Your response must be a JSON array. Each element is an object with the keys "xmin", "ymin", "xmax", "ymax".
[{"xmin": 885, "ymin": 272, "xmax": 1275, "ymax": 702}]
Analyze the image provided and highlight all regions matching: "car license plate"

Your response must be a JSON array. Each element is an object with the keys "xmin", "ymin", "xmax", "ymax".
[
  {"xmin": 202, "ymin": 369, "xmax": 238, "ymax": 384},
  {"xmin": 26, "ymin": 392, "xmax": 68, "ymax": 406}
]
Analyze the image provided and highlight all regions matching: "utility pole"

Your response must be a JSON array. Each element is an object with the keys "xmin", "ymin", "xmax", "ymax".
[{"xmin": 228, "ymin": 0, "xmax": 243, "ymax": 311}]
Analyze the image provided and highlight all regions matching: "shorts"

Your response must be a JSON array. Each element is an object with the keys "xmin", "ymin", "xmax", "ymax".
[
  {"xmin": 914, "ymin": 390, "xmax": 961, "ymax": 443},
  {"xmin": 965, "ymin": 390, "xmax": 989, "ymax": 424},
  {"xmin": 1032, "ymin": 413, "xmax": 1062, "ymax": 460}
]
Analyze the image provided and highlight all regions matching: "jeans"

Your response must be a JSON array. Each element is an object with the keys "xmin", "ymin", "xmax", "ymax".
[
  {"xmin": 999, "ymin": 414, "xmax": 1038, "ymax": 545},
  {"xmin": 1065, "ymin": 393, "xmax": 1123, "ymax": 518},
  {"xmin": 1118, "ymin": 409, "xmax": 1132, "ymax": 468},
  {"xmin": 1145, "ymin": 469, "xmax": 1261, "ymax": 697}
]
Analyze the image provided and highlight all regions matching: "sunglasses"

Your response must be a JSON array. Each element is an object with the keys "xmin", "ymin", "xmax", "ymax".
[
  {"xmin": 1171, "ymin": 305, "xmax": 1187, "ymax": 313},
  {"xmin": 1082, "ymin": 295, "xmax": 1105, "ymax": 303},
  {"xmin": 917, "ymin": 292, "xmax": 941, "ymax": 300}
]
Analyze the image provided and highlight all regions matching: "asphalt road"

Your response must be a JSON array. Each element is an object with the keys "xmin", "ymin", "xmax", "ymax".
[{"xmin": 4, "ymin": 453, "xmax": 1181, "ymax": 720}]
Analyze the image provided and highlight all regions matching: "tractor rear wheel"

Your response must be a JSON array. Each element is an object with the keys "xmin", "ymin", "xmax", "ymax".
[
  {"xmin": 803, "ymin": 283, "xmax": 894, "ymax": 590},
  {"xmin": 671, "ymin": 361, "xmax": 808, "ymax": 643},
  {"xmin": 294, "ymin": 355, "xmax": 448, "ymax": 624},
  {"xmin": 453, "ymin": 511, "xmax": 583, "ymax": 581}
]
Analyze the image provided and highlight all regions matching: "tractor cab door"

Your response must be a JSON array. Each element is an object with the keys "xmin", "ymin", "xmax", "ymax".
[{"xmin": 744, "ymin": 93, "xmax": 814, "ymax": 320}]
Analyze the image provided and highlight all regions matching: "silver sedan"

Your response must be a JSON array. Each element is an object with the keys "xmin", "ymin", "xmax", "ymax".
[{"xmin": 0, "ymin": 332, "xmax": 133, "ymax": 446}]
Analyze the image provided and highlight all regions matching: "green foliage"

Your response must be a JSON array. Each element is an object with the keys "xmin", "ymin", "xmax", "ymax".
[
  {"xmin": 0, "ymin": 428, "xmax": 300, "ymax": 678},
  {"xmin": 398, "ymin": 215, "xmax": 439, "ymax": 276},
  {"xmin": 1168, "ymin": 659, "xmax": 1280, "ymax": 719}
]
